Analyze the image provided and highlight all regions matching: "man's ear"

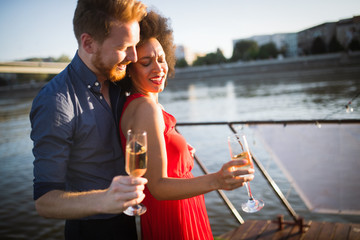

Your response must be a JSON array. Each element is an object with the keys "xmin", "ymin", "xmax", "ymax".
[{"xmin": 81, "ymin": 33, "xmax": 96, "ymax": 54}]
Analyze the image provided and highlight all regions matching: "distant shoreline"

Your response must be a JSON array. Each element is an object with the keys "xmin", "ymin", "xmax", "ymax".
[
  {"xmin": 173, "ymin": 52, "xmax": 360, "ymax": 81},
  {"xmin": 1, "ymin": 52, "xmax": 359, "ymax": 100},
  {"xmin": 0, "ymin": 82, "xmax": 45, "ymax": 100}
]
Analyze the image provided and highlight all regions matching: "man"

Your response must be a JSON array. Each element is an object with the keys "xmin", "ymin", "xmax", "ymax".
[{"xmin": 30, "ymin": 0, "xmax": 147, "ymax": 239}]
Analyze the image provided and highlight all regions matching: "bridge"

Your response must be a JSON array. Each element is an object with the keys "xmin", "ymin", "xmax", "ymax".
[{"xmin": 0, "ymin": 61, "xmax": 68, "ymax": 74}]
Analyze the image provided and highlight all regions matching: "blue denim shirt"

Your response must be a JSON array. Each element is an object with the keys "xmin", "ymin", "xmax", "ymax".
[{"xmin": 30, "ymin": 53, "xmax": 126, "ymax": 215}]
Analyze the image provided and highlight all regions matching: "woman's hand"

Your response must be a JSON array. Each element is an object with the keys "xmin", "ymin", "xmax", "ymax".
[
  {"xmin": 214, "ymin": 159, "xmax": 254, "ymax": 191},
  {"xmin": 187, "ymin": 143, "xmax": 196, "ymax": 157}
]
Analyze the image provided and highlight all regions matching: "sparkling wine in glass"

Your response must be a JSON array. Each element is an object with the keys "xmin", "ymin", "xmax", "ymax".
[
  {"xmin": 124, "ymin": 129, "xmax": 148, "ymax": 216},
  {"xmin": 228, "ymin": 133, "xmax": 264, "ymax": 213}
]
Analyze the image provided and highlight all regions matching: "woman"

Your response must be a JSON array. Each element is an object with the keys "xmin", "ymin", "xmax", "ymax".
[{"xmin": 119, "ymin": 10, "xmax": 254, "ymax": 240}]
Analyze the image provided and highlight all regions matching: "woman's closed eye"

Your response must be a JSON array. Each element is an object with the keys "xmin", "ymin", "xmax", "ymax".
[{"xmin": 139, "ymin": 58, "xmax": 151, "ymax": 66}]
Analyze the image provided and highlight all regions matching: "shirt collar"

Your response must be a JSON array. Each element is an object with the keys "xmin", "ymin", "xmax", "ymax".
[{"xmin": 70, "ymin": 51, "xmax": 101, "ymax": 93}]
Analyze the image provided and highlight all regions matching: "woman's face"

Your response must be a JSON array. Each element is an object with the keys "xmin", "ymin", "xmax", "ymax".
[{"xmin": 129, "ymin": 38, "xmax": 168, "ymax": 95}]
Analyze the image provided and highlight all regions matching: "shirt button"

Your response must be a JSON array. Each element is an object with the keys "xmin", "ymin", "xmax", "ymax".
[
  {"xmin": 95, "ymin": 82, "xmax": 99, "ymax": 86},
  {"xmin": 100, "ymin": 96, "xmax": 103, "ymax": 100},
  {"xmin": 87, "ymin": 85, "xmax": 91, "ymax": 89}
]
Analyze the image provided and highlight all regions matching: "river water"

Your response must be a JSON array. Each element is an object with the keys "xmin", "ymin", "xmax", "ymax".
[{"xmin": 1, "ymin": 61, "xmax": 360, "ymax": 239}]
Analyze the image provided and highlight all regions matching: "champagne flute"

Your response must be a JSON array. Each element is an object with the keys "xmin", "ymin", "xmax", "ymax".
[
  {"xmin": 124, "ymin": 129, "xmax": 148, "ymax": 216},
  {"xmin": 228, "ymin": 133, "xmax": 264, "ymax": 213}
]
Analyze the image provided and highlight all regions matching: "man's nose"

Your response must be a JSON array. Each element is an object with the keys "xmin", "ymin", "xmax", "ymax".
[{"xmin": 126, "ymin": 46, "xmax": 138, "ymax": 63}]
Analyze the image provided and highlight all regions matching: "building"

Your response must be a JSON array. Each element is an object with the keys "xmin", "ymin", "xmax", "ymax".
[
  {"xmin": 175, "ymin": 45, "xmax": 198, "ymax": 65},
  {"xmin": 298, "ymin": 16, "xmax": 360, "ymax": 55},
  {"xmin": 233, "ymin": 15, "xmax": 360, "ymax": 58},
  {"xmin": 336, "ymin": 15, "xmax": 360, "ymax": 51},
  {"xmin": 297, "ymin": 22, "xmax": 337, "ymax": 55}
]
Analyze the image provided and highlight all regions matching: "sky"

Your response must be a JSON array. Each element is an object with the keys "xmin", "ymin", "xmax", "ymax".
[{"xmin": 0, "ymin": 0, "xmax": 359, "ymax": 62}]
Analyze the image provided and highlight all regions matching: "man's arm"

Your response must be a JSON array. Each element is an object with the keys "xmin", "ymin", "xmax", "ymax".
[{"xmin": 35, "ymin": 176, "xmax": 147, "ymax": 219}]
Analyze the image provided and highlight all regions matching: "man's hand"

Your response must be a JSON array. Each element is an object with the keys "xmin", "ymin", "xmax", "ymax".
[
  {"xmin": 35, "ymin": 176, "xmax": 148, "ymax": 219},
  {"xmin": 100, "ymin": 176, "xmax": 148, "ymax": 214}
]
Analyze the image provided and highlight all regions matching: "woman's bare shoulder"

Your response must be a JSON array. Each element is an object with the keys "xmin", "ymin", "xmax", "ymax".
[
  {"xmin": 126, "ymin": 96, "xmax": 163, "ymax": 127},
  {"xmin": 130, "ymin": 96, "xmax": 160, "ymax": 114}
]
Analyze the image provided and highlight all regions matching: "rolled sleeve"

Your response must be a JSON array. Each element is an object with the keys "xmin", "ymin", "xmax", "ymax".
[
  {"xmin": 30, "ymin": 93, "xmax": 74, "ymax": 199},
  {"xmin": 33, "ymin": 182, "xmax": 65, "ymax": 200}
]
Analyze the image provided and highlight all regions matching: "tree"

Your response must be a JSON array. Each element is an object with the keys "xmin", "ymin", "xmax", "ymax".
[
  {"xmin": 258, "ymin": 42, "xmax": 278, "ymax": 59},
  {"xmin": 192, "ymin": 48, "xmax": 227, "ymax": 66},
  {"xmin": 0, "ymin": 76, "xmax": 7, "ymax": 86},
  {"xmin": 16, "ymin": 73, "xmax": 55, "ymax": 84},
  {"xmin": 278, "ymin": 44, "xmax": 288, "ymax": 57},
  {"xmin": 328, "ymin": 35, "xmax": 344, "ymax": 53},
  {"xmin": 348, "ymin": 38, "xmax": 360, "ymax": 51},
  {"xmin": 24, "ymin": 57, "xmax": 47, "ymax": 62},
  {"xmin": 311, "ymin": 37, "xmax": 327, "ymax": 54},
  {"xmin": 56, "ymin": 54, "xmax": 71, "ymax": 62},
  {"xmin": 23, "ymin": 54, "xmax": 71, "ymax": 62},
  {"xmin": 175, "ymin": 58, "xmax": 189, "ymax": 68},
  {"xmin": 231, "ymin": 40, "xmax": 258, "ymax": 62}
]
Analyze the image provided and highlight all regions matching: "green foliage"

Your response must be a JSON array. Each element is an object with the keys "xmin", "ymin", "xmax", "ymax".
[
  {"xmin": 16, "ymin": 73, "xmax": 55, "ymax": 83},
  {"xmin": 311, "ymin": 37, "xmax": 327, "ymax": 54},
  {"xmin": 175, "ymin": 58, "xmax": 189, "ymax": 68},
  {"xmin": 23, "ymin": 54, "xmax": 71, "ymax": 62},
  {"xmin": 348, "ymin": 38, "xmax": 360, "ymax": 51},
  {"xmin": 192, "ymin": 48, "xmax": 227, "ymax": 66},
  {"xmin": 258, "ymin": 42, "xmax": 278, "ymax": 59},
  {"xmin": 328, "ymin": 35, "xmax": 344, "ymax": 53},
  {"xmin": 56, "ymin": 54, "xmax": 71, "ymax": 62},
  {"xmin": 231, "ymin": 40, "xmax": 259, "ymax": 62},
  {"xmin": 0, "ymin": 76, "xmax": 7, "ymax": 86},
  {"xmin": 24, "ymin": 57, "xmax": 48, "ymax": 62},
  {"xmin": 278, "ymin": 44, "xmax": 288, "ymax": 56}
]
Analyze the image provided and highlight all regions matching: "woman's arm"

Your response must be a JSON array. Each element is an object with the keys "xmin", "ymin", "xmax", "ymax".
[{"xmin": 122, "ymin": 97, "xmax": 253, "ymax": 200}]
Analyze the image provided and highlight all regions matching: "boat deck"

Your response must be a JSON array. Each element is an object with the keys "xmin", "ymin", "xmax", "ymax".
[
  {"xmin": 217, "ymin": 219, "xmax": 360, "ymax": 240},
  {"xmin": 176, "ymin": 121, "xmax": 360, "ymax": 239}
]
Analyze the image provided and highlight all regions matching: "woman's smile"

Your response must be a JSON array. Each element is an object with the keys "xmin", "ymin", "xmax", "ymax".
[{"xmin": 150, "ymin": 73, "xmax": 165, "ymax": 85}]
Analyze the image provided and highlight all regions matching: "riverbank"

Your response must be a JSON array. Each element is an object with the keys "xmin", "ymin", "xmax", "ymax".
[
  {"xmin": 1, "ymin": 52, "xmax": 359, "ymax": 99},
  {"xmin": 173, "ymin": 52, "xmax": 360, "ymax": 82},
  {"xmin": 0, "ymin": 81, "xmax": 46, "ymax": 100}
]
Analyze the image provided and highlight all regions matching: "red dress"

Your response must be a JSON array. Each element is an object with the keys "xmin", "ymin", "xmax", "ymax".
[{"xmin": 120, "ymin": 94, "xmax": 213, "ymax": 240}]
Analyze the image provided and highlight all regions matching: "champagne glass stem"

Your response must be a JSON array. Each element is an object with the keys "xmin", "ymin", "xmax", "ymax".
[{"xmin": 245, "ymin": 182, "xmax": 254, "ymax": 200}]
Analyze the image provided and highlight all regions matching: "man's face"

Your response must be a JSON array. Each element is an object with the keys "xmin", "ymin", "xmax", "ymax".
[{"xmin": 92, "ymin": 21, "xmax": 140, "ymax": 82}]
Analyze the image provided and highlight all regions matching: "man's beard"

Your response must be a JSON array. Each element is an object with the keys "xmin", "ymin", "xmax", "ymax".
[
  {"xmin": 93, "ymin": 51, "xmax": 127, "ymax": 83},
  {"xmin": 108, "ymin": 65, "xmax": 126, "ymax": 82}
]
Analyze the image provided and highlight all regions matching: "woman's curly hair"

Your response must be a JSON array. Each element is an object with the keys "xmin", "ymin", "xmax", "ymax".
[
  {"xmin": 138, "ymin": 10, "xmax": 176, "ymax": 78},
  {"xmin": 119, "ymin": 10, "xmax": 176, "ymax": 92}
]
